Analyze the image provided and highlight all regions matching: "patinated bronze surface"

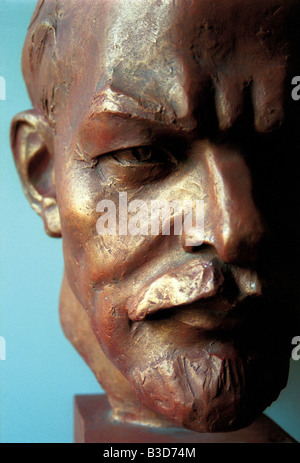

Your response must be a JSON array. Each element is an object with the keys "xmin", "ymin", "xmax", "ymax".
[{"xmin": 10, "ymin": 0, "xmax": 300, "ymax": 434}]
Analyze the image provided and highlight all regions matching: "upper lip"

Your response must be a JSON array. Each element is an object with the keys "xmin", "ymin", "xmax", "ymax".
[{"xmin": 126, "ymin": 258, "xmax": 263, "ymax": 322}]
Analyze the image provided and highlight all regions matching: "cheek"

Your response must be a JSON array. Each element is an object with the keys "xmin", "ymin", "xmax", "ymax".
[
  {"xmin": 55, "ymin": 164, "xmax": 156, "ymax": 306},
  {"xmin": 55, "ymin": 164, "xmax": 106, "ymax": 299}
]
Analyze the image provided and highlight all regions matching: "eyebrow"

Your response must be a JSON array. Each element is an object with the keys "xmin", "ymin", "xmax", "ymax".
[
  {"xmin": 87, "ymin": 85, "xmax": 177, "ymax": 126},
  {"xmin": 78, "ymin": 85, "xmax": 197, "ymax": 159}
]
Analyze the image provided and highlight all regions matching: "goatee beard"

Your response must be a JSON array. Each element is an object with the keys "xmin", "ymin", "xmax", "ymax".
[{"xmin": 129, "ymin": 341, "xmax": 290, "ymax": 433}]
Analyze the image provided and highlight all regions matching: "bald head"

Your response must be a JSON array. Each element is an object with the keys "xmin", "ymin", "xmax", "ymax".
[
  {"xmin": 22, "ymin": 0, "xmax": 300, "ymax": 136},
  {"xmin": 22, "ymin": 0, "xmax": 58, "ymax": 127},
  {"xmin": 22, "ymin": 0, "xmax": 191, "ymax": 132}
]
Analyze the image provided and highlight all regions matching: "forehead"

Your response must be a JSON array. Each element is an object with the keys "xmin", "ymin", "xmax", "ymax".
[{"xmin": 52, "ymin": 0, "xmax": 297, "ymax": 133}]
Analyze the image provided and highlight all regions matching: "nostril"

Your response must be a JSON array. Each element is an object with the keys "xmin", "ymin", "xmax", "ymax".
[{"xmin": 181, "ymin": 230, "xmax": 265, "ymax": 266}]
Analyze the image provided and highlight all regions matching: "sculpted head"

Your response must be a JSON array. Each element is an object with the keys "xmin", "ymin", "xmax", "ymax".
[{"xmin": 11, "ymin": 0, "xmax": 300, "ymax": 432}]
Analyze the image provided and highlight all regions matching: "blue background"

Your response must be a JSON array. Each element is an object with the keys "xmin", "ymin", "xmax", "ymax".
[{"xmin": 0, "ymin": 0, "xmax": 299, "ymax": 443}]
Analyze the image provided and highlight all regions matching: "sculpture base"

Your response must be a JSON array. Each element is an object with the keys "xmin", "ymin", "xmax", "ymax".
[{"xmin": 74, "ymin": 394, "xmax": 297, "ymax": 444}]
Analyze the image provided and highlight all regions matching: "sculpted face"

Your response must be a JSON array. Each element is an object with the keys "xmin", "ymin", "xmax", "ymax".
[{"xmin": 11, "ymin": 0, "xmax": 300, "ymax": 432}]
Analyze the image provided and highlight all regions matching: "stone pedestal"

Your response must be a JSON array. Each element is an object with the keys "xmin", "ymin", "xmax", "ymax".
[{"xmin": 74, "ymin": 394, "xmax": 297, "ymax": 444}]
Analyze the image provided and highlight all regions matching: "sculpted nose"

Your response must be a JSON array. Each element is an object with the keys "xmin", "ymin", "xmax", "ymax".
[{"xmin": 181, "ymin": 142, "xmax": 266, "ymax": 264}]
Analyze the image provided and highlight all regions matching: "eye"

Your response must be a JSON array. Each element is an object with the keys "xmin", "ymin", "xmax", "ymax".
[
  {"xmin": 99, "ymin": 145, "xmax": 178, "ymax": 186},
  {"xmin": 111, "ymin": 146, "xmax": 177, "ymax": 167}
]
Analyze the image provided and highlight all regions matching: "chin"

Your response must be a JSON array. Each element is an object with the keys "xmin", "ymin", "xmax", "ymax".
[
  {"xmin": 93, "ymin": 290, "xmax": 294, "ymax": 433},
  {"xmin": 128, "ymin": 339, "xmax": 290, "ymax": 433}
]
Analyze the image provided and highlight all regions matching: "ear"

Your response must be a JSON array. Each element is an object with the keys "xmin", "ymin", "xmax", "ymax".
[{"xmin": 10, "ymin": 109, "xmax": 61, "ymax": 238}]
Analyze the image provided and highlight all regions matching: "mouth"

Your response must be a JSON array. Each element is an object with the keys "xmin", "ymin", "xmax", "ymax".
[
  {"xmin": 126, "ymin": 257, "xmax": 263, "ymax": 332},
  {"xmin": 140, "ymin": 294, "xmax": 264, "ymax": 334},
  {"xmin": 163, "ymin": 297, "xmax": 239, "ymax": 331}
]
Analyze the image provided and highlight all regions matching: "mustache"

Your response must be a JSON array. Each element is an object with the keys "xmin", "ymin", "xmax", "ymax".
[{"xmin": 126, "ymin": 257, "xmax": 263, "ymax": 322}]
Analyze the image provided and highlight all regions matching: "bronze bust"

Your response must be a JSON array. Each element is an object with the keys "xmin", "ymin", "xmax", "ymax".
[{"xmin": 10, "ymin": 0, "xmax": 300, "ymax": 434}]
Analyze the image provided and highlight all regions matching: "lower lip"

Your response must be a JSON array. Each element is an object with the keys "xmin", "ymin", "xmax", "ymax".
[
  {"xmin": 144, "ymin": 297, "xmax": 241, "ymax": 332},
  {"xmin": 174, "ymin": 301, "xmax": 237, "ymax": 330}
]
